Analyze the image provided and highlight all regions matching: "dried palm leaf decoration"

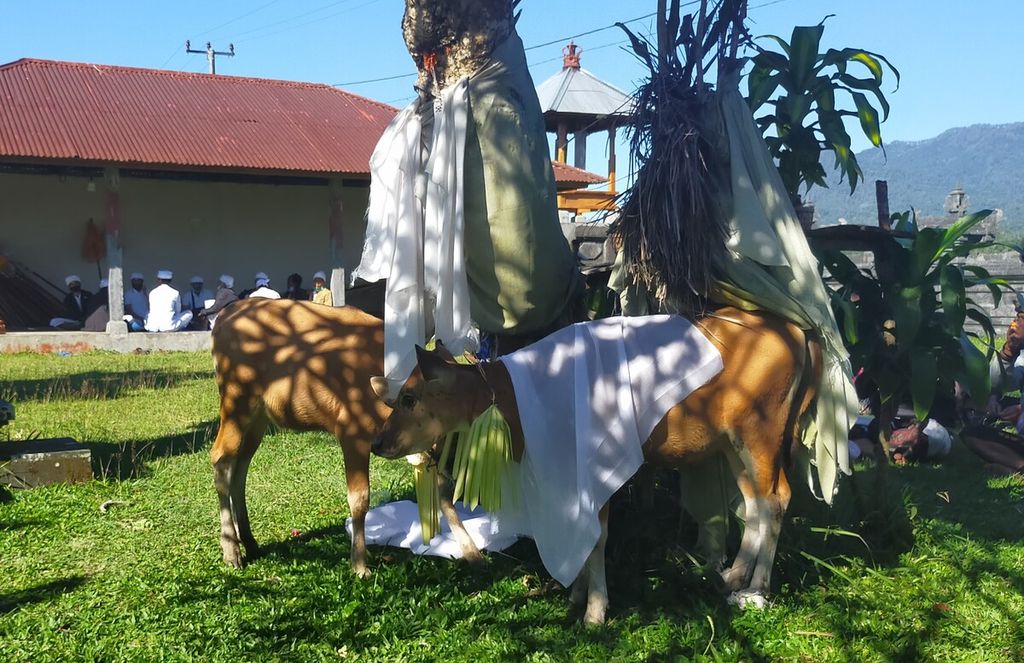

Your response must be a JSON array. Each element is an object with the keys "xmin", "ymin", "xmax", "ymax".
[{"xmin": 615, "ymin": 0, "xmax": 749, "ymax": 315}]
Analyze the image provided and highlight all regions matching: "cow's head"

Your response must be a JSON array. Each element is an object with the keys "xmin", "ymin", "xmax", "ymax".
[{"xmin": 370, "ymin": 345, "xmax": 487, "ymax": 459}]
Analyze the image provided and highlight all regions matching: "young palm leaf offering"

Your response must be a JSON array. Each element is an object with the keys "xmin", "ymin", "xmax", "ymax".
[
  {"xmin": 614, "ymin": 0, "xmax": 749, "ymax": 316},
  {"xmin": 409, "ymin": 346, "xmax": 516, "ymax": 544}
]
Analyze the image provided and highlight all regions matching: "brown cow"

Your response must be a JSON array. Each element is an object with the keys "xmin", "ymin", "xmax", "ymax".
[
  {"xmin": 210, "ymin": 299, "xmax": 482, "ymax": 577},
  {"xmin": 369, "ymin": 308, "xmax": 820, "ymax": 622}
]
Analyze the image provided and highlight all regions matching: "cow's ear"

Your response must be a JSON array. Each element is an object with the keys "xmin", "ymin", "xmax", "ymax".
[
  {"xmin": 416, "ymin": 345, "xmax": 455, "ymax": 388},
  {"xmin": 432, "ymin": 340, "xmax": 456, "ymax": 362},
  {"xmin": 370, "ymin": 376, "xmax": 395, "ymax": 405}
]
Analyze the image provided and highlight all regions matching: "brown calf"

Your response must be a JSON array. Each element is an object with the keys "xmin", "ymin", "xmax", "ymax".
[
  {"xmin": 370, "ymin": 307, "xmax": 820, "ymax": 621},
  {"xmin": 210, "ymin": 299, "xmax": 481, "ymax": 577}
]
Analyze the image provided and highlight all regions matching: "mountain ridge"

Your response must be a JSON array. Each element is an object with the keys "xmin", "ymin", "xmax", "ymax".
[{"xmin": 809, "ymin": 122, "xmax": 1024, "ymax": 232}]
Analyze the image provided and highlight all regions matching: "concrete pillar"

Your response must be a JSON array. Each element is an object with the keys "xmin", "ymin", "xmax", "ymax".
[
  {"xmin": 328, "ymin": 179, "xmax": 346, "ymax": 307},
  {"xmin": 103, "ymin": 167, "xmax": 127, "ymax": 335},
  {"xmin": 573, "ymin": 130, "xmax": 587, "ymax": 170}
]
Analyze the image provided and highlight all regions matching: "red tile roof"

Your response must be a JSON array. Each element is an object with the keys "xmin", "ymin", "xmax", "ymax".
[
  {"xmin": 551, "ymin": 159, "xmax": 607, "ymax": 188},
  {"xmin": 0, "ymin": 58, "xmax": 397, "ymax": 176},
  {"xmin": 0, "ymin": 58, "xmax": 608, "ymax": 184}
]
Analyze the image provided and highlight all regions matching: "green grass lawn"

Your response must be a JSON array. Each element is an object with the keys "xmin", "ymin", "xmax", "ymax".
[{"xmin": 2, "ymin": 351, "xmax": 1023, "ymax": 662}]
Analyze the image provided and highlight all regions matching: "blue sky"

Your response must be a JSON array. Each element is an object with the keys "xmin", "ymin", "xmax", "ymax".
[{"xmin": 2, "ymin": 0, "xmax": 1020, "ymax": 181}]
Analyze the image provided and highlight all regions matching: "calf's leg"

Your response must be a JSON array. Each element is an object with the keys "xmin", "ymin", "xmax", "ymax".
[
  {"xmin": 436, "ymin": 472, "xmax": 484, "ymax": 564},
  {"xmin": 340, "ymin": 437, "xmax": 372, "ymax": 578},
  {"xmin": 211, "ymin": 407, "xmax": 247, "ymax": 568},
  {"xmin": 231, "ymin": 412, "xmax": 268, "ymax": 558}
]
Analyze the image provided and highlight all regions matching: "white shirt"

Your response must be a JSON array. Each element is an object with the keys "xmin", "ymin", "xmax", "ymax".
[
  {"xmin": 145, "ymin": 283, "xmax": 182, "ymax": 332},
  {"xmin": 180, "ymin": 287, "xmax": 213, "ymax": 311},
  {"xmin": 124, "ymin": 288, "xmax": 149, "ymax": 319},
  {"xmin": 248, "ymin": 286, "xmax": 280, "ymax": 300}
]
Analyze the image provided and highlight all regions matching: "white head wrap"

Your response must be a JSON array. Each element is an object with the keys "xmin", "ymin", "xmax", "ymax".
[
  {"xmin": 157, "ymin": 269, "xmax": 173, "ymax": 280},
  {"xmin": 190, "ymin": 275, "xmax": 203, "ymax": 285},
  {"xmin": 65, "ymin": 275, "xmax": 81, "ymax": 286},
  {"xmin": 130, "ymin": 272, "xmax": 144, "ymax": 281},
  {"xmin": 219, "ymin": 274, "xmax": 235, "ymax": 289},
  {"xmin": 313, "ymin": 271, "xmax": 327, "ymax": 281}
]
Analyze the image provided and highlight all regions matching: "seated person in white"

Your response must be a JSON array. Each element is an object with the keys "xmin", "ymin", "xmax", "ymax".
[
  {"xmin": 144, "ymin": 270, "xmax": 193, "ymax": 332},
  {"xmin": 123, "ymin": 271, "xmax": 149, "ymax": 332},
  {"xmin": 180, "ymin": 275, "xmax": 213, "ymax": 316},
  {"xmin": 248, "ymin": 273, "xmax": 281, "ymax": 300}
]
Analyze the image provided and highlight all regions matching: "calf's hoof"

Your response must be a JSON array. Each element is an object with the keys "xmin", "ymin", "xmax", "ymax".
[
  {"xmin": 222, "ymin": 548, "xmax": 244, "ymax": 569},
  {"xmin": 726, "ymin": 590, "xmax": 768, "ymax": 610},
  {"xmin": 462, "ymin": 547, "xmax": 485, "ymax": 566}
]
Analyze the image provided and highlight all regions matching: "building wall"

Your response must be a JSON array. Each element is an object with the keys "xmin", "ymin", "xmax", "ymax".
[{"xmin": 0, "ymin": 171, "xmax": 370, "ymax": 295}]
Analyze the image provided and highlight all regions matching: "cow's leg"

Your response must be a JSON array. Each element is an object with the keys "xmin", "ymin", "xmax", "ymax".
[
  {"xmin": 436, "ymin": 471, "xmax": 484, "ymax": 564},
  {"xmin": 719, "ymin": 444, "xmax": 763, "ymax": 596},
  {"xmin": 231, "ymin": 411, "xmax": 268, "ymax": 558},
  {"xmin": 211, "ymin": 402, "xmax": 248, "ymax": 568},
  {"xmin": 721, "ymin": 425, "xmax": 788, "ymax": 609},
  {"xmin": 679, "ymin": 455, "xmax": 733, "ymax": 570},
  {"xmin": 583, "ymin": 503, "xmax": 610, "ymax": 625},
  {"xmin": 747, "ymin": 457, "xmax": 791, "ymax": 597},
  {"xmin": 339, "ymin": 436, "xmax": 372, "ymax": 578},
  {"xmin": 569, "ymin": 571, "xmax": 588, "ymax": 606}
]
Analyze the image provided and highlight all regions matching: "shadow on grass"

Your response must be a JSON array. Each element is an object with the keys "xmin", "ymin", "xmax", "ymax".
[
  {"xmin": 4, "ymin": 369, "xmax": 204, "ymax": 404},
  {"xmin": 157, "ymin": 450, "xmax": 1024, "ymax": 661},
  {"xmin": 86, "ymin": 419, "xmax": 219, "ymax": 480},
  {"xmin": 0, "ymin": 576, "xmax": 88, "ymax": 615}
]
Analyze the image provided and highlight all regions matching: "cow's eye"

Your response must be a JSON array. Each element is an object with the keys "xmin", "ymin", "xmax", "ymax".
[{"xmin": 400, "ymin": 393, "xmax": 416, "ymax": 409}]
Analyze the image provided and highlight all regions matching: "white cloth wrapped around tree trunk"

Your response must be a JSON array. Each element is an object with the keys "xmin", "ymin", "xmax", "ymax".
[
  {"xmin": 352, "ymin": 31, "xmax": 582, "ymax": 389},
  {"xmin": 352, "ymin": 81, "xmax": 473, "ymax": 387}
]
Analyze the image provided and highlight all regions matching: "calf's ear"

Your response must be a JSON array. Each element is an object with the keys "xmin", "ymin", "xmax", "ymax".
[{"xmin": 370, "ymin": 376, "xmax": 395, "ymax": 404}]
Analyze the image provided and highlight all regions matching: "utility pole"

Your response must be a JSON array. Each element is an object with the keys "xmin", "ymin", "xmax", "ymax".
[{"xmin": 185, "ymin": 40, "xmax": 235, "ymax": 74}]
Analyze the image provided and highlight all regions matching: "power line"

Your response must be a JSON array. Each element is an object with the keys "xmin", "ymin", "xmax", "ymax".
[
  {"xmin": 332, "ymin": 0, "xmax": 792, "ymax": 88},
  {"xmin": 332, "ymin": 9, "xmax": 665, "ymax": 88},
  {"xmin": 232, "ymin": 0, "xmax": 375, "ymax": 43},
  {"xmin": 197, "ymin": 0, "xmax": 286, "ymax": 39}
]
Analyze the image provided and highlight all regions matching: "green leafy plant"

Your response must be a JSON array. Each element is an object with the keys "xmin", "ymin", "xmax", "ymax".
[
  {"xmin": 746, "ymin": 20, "xmax": 900, "ymax": 200},
  {"xmin": 817, "ymin": 210, "xmax": 1006, "ymax": 433}
]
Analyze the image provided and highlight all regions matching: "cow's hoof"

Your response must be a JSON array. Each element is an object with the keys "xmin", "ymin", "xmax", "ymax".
[
  {"xmin": 352, "ymin": 564, "xmax": 372, "ymax": 579},
  {"xmin": 719, "ymin": 565, "xmax": 749, "ymax": 593},
  {"xmin": 583, "ymin": 603, "xmax": 607, "ymax": 626},
  {"xmin": 726, "ymin": 590, "xmax": 768, "ymax": 610}
]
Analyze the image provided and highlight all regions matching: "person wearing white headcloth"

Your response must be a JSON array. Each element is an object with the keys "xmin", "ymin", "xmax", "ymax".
[
  {"xmin": 180, "ymin": 275, "xmax": 213, "ymax": 330},
  {"xmin": 311, "ymin": 271, "xmax": 333, "ymax": 306},
  {"xmin": 49, "ymin": 274, "xmax": 93, "ymax": 329},
  {"xmin": 247, "ymin": 272, "xmax": 280, "ymax": 300},
  {"xmin": 123, "ymin": 271, "xmax": 148, "ymax": 332},
  {"xmin": 145, "ymin": 270, "xmax": 193, "ymax": 332},
  {"xmin": 199, "ymin": 274, "xmax": 239, "ymax": 327}
]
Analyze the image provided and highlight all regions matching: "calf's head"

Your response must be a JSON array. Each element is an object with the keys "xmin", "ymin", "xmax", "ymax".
[{"xmin": 370, "ymin": 345, "xmax": 485, "ymax": 459}]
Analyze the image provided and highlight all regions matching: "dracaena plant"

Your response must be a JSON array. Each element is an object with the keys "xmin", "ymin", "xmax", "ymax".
[
  {"xmin": 816, "ymin": 210, "xmax": 1006, "ymax": 437},
  {"xmin": 746, "ymin": 20, "xmax": 899, "ymax": 201}
]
